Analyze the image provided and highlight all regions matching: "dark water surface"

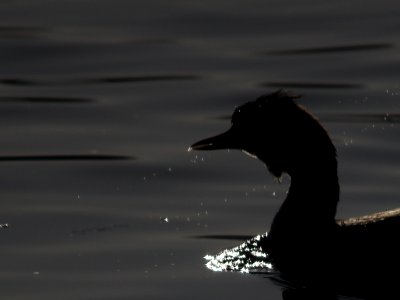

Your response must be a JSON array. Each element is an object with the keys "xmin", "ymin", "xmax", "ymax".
[{"xmin": 0, "ymin": 1, "xmax": 399, "ymax": 299}]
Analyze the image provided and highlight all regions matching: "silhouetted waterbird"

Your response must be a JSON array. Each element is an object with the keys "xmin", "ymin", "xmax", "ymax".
[{"xmin": 189, "ymin": 91, "xmax": 400, "ymax": 298}]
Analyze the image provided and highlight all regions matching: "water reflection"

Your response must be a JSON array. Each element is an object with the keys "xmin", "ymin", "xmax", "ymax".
[
  {"xmin": 262, "ymin": 82, "xmax": 363, "ymax": 89},
  {"xmin": 0, "ymin": 96, "xmax": 94, "ymax": 103},
  {"xmin": 0, "ymin": 75, "xmax": 200, "ymax": 86},
  {"xmin": 71, "ymin": 223, "xmax": 129, "ymax": 236},
  {"xmin": 0, "ymin": 78, "xmax": 37, "ymax": 86},
  {"xmin": 87, "ymin": 75, "xmax": 201, "ymax": 84},
  {"xmin": 202, "ymin": 233, "xmax": 272, "ymax": 273}
]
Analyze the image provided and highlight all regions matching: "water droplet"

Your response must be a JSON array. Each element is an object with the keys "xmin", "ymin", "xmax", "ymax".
[{"xmin": 0, "ymin": 223, "xmax": 9, "ymax": 229}]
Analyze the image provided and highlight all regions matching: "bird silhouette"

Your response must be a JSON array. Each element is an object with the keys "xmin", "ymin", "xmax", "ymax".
[{"xmin": 190, "ymin": 91, "xmax": 400, "ymax": 299}]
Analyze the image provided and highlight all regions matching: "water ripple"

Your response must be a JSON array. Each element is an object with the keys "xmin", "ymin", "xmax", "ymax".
[
  {"xmin": 189, "ymin": 235, "xmax": 254, "ymax": 241},
  {"xmin": 0, "ymin": 154, "xmax": 134, "ymax": 162},
  {"xmin": 266, "ymin": 43, "xmax": 394, "ymax": 55},
  {"xmin": 203, "ymin": 233, "xmax": 272, "ymax": 273},
  {"xmin": 320, "ymin": 113, "xmax": 400, "ymax": 123},
  {"xmin": 0, "ymin": 26, "xmax": 46, "ymax": 39},
  {"xmin": 215, "ymin": 113, "xmax": 400, "ymax": 124}
]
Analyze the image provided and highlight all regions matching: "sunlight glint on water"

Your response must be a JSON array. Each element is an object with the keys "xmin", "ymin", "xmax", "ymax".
[{"xmin": 204, "ymin": 233, "xmax": 273, "ymax": 273}]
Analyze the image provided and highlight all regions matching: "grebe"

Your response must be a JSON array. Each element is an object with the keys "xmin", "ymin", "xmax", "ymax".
[{"xmin": 189, "ymin": 91, "xmax": 400, "ymax": 298}]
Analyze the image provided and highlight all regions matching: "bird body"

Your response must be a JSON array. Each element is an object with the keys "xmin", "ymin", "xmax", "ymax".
[{"xmin": 190, "ymin": 91, "xmax": 400, "ymax": 298}]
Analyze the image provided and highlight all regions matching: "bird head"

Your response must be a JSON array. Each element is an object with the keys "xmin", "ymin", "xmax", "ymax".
[{"xmin": 190, "ymin": 91, "xmax": 335, "ymax": 178}]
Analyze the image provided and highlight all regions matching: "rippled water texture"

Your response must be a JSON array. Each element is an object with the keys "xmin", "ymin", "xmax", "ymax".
[{"xmin": 0, "ymin": 1, "xmax": 399, "ymax": 299}]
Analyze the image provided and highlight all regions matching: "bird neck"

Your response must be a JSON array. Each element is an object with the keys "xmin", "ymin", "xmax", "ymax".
[{"xmin": 269, "ymin": 159, "xmax": 340, "ymax": 238}]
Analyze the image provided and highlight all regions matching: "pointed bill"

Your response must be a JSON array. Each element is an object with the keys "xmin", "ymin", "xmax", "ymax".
[{"xmin": 188, "ymin": 128, "xmax": 237, "ymax": 151}]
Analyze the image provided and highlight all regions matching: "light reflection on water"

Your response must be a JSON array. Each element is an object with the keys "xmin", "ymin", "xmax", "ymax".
[{"xmin": 204, "ymin": 233, "xmax": 272, "ymax": 273}]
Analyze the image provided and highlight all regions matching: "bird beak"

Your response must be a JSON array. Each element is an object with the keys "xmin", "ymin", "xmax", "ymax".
[{"xmin": 188, "ymin": 128, "xmax": 237, "ymax": 151}]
